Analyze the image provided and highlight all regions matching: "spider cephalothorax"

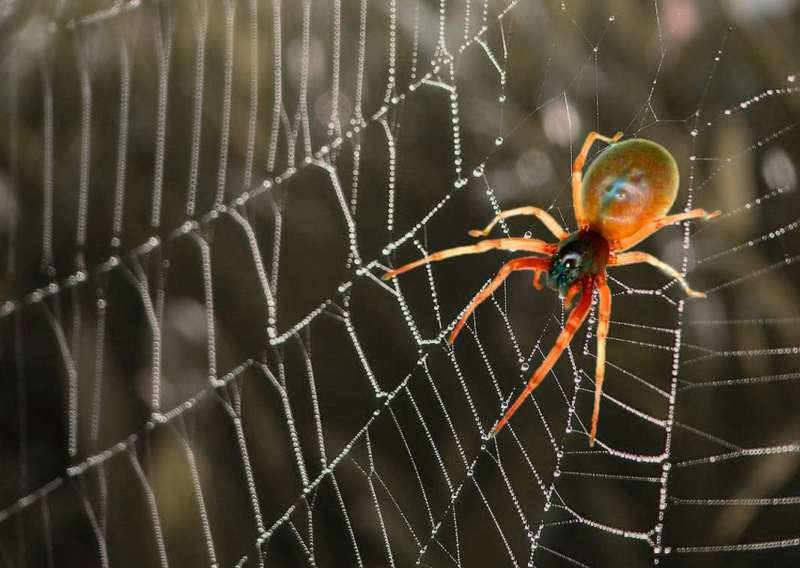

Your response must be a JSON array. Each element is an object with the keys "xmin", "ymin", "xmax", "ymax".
[
  {"xmin": 384, "ymin": 131, "xmax": 719, "ymax": 445},
  {"xmin": 547, "ymin": 230, "xmax": 610, "ymax": 298}
]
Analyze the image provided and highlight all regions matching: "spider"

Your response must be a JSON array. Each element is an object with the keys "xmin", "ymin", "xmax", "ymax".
[{"xmin": 383, "ymin": 131, "xmax": 719, "ymax": 446}]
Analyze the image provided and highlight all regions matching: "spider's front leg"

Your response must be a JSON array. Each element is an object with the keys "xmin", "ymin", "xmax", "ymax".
[
  {"xmin": 382, "ymin": 238, "xmax": 555, "ymax": 280},
  {"xmin": 448, "ymin": 257, "xmax": 549, "ymax": 344},
  {"xmin": 489, "ymin": 277, "xmax": 596, "ymax": 439}
]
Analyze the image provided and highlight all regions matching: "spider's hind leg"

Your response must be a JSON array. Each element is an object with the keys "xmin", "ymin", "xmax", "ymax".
[
  {"xmin": 609, "ymin": 251, "xmax": 706, "ymax": 298},
  {"xmin": 614, "ymin": 208, "xmax": 720, "ymax": 251},
  {"xmin": 468, "ymin": 206, "xmax": 568, "ymax": 240},
  {"xmin": 572, "ymin": 131, "xmax": 624, "ymax": 227}
]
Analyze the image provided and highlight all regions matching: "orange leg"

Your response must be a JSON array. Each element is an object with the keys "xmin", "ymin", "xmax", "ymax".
[
  {"xmin": 609, "ymin": 251, "xmax": 706, "ymax": 298},
  {"xmin": 382, "ymin": 238, "xmax": 555, "ymax": 280},
  {"xmin": 590, "ymin": 274, "xmax": 612, "ymax": 446},
  {"xmin": 467, "ymin": 206, "xmax": 568, "ymax": 241},
  {"xmin": 562, "ymin": 281, "xmax": 582, "ymax": 308},
  {"xmin": 489, "ymin": 277, "xmax": 595, "ymax": 438},
  {"xmin": 448, "ymin": 257, "xmax": 549, "ymax": 344},
  {"xmin": 572, "ymin": 131, "xmax": 624, "ymax": 228},
  {"xmin": 613, "ymin": 209, "xmax": 720, "ymax": 251}
]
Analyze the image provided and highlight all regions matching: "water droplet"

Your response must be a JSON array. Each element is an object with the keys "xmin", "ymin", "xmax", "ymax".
[{"xmin": 789, "ymin": 74, "xmax": 796, "ymax": 83}]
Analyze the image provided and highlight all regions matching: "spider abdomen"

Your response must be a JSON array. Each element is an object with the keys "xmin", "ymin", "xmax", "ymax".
[{"xmin": 580, "ymin": 138, "xmax": 679, "ymax": 242}]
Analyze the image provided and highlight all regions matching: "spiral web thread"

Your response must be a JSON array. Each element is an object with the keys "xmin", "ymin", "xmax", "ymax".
[{"xmin": 1, "ymin": 0, "xmax": 800, "ymax": 566}]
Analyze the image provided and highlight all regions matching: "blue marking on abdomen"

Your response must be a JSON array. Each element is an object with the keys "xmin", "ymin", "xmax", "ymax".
[{"xmin": 600, "ymin": 171, "xmax": 630, "ymax": 211}]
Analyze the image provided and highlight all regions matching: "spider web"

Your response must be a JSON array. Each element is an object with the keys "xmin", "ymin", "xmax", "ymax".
[{"xmin": 1, "ymin": 0, "xmax": 800, "ymax": 567}]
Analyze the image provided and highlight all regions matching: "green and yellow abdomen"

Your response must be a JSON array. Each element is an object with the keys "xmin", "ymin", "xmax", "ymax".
[{"xmin": 580, "ymin": 138, "xmax": 679, "ymax": 242}]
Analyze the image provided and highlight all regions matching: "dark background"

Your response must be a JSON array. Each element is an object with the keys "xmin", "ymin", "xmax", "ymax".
[{"xmin": 1, "ymin": 0, "xmax": 799, "ymax": 566}]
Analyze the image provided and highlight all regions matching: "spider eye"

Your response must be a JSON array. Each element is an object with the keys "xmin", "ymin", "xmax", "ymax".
[{"xmin": 562, "ymin": 253, "xmax": 581, "ymax": 270}]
